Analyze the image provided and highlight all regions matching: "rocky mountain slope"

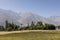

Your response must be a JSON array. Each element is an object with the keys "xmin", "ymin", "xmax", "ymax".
[{"xmin": 0, "ymin": 9, "xmax": 60, "ymax": 26}]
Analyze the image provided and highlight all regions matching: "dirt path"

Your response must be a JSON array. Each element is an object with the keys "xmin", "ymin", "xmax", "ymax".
[{"xmin": 0, "ymin": 30, "xmax": 60, "ymax": 35}]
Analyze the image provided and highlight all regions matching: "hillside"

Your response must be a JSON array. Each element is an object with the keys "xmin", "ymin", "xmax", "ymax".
[{"xmin": 0, "ymin": 9, "xmax": 60, "ymax": 26}]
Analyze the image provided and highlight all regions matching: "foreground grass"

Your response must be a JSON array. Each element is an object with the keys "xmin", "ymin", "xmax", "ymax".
[{"xmin": 0, "ymin": 30, "xmax": 60, "ymax": 40}]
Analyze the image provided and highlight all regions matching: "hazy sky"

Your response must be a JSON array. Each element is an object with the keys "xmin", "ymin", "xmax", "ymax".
[{"xmin": 0, "ymin": 0, "xmax": 60, "ymax": 17}]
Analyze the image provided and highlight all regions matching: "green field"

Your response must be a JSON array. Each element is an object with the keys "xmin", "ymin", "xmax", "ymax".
[{"xmin": 0, "ymin": 30, "xmax": 60, "ymax": 40}]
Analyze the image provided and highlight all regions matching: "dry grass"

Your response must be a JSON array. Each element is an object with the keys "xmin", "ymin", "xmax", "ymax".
[{"xmin": 0, "ymin": 30, "xmax": 60, "ymax": 40}]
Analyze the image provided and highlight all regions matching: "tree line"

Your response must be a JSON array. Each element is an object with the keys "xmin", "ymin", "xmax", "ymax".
[
  {"xmin": 0, "ymin": 20, "xmax": 58, "ymax": 31},
  {"xmin": 20, "ymin": 21, "xmax": 56, "ymax": 30}
]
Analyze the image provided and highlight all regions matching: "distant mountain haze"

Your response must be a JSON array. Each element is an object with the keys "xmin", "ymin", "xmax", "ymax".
[
  {"xmin": 0, "ymin": 9, "xmax": 21, "ymax": 26},
  {"xmin": 0, "ymin": 9, "xmax": 60, "ymax": 26},
  {"xmin": 48, "ymin": 16, "xmax": 60, "ymax": 26},
  {"xmin": 19, "ymin": 12, "xmax": 58, "ymax": 26}
]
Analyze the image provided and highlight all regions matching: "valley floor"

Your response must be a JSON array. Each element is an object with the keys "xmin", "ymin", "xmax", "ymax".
[
  {"xmin": 0, "ymin": 30, "xmax": 59, "ymax": 35},
  {"xmin": 0, "ymin": 30, "xmax": 60, "ymax": 40}
]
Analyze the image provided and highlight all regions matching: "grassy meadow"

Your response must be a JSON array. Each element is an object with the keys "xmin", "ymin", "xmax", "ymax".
[{"xmin": 0, "ymin": 30, "xmax": 60, "ymax": 40}]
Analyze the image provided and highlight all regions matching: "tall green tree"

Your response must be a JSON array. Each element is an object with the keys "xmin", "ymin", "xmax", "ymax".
[
  {"xmin": 0, "ymin": 26, "xmax": 4, "ymax": 31},
  {"xmin": 36, "ymin": 21, "xmax": 43, "ymax": 26},
  {"xmin": 35, "ymin": 21, "xmax": 44, "ymax": 30},
  {"xmin": 5, "ymin": 20, "xmax": 9, "ymax": 31}
]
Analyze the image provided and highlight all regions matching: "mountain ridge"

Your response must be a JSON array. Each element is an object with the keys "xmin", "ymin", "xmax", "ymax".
[{"xmin": 0, "ymin": 9, "xmax": 60, "ymax": 26}]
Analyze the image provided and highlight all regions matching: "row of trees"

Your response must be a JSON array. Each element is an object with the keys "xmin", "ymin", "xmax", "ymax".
[
  {"xmin": 5, "ymin": 20, "xmax": 20, "ymax": 31},
  {"xmin": 0, "ymin": 20, "xmax": 57, "ymax": 31},
  {"xmin": 0, "ymin": 20, "xmax": 20, "ymax": 31},
  {"xmin": 20, "ymin": 21, "xmax": 56, "ymax": 30}
]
